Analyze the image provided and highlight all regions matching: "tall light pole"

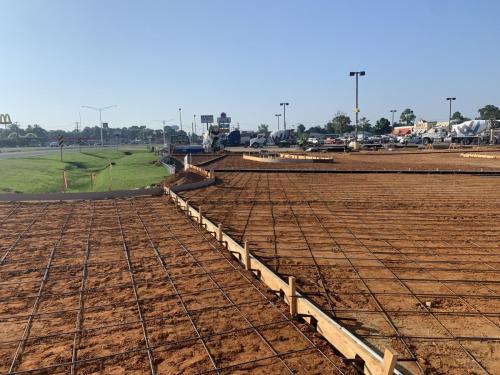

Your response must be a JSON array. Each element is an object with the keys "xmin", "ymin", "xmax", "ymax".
[
  {"xmin": 178, "ymin": 108, "xmax": 183, "ymax": 131},
  {"xmin": 446, "ymin": 97, "xmax": 456, "ymax": 129},
  {"xmin": 280, "ymin": 102, "xmax": 289, "ymax": 131},
  {"xmin": 82, "ymin": 105, "xmax": 117, "ymax": 146},
  {"xmin": 349, "ymin": 71, "xmax": 365, "ymax": 142},
  {"xmin": 275, "ymin": 114, "xmax": 281, "ymax": 130},
  {"xmin": 193, "ymin": 114, "xmax": 197, "ymax": 142},
  {"xmin": 390, "ymin": 109, "xmax": 397, "ymax": 127}
]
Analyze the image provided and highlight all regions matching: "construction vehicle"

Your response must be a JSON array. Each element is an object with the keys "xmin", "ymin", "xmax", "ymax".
[
  {"xmin": 202, "ymin": 125, "xmax": 224, "ymax": 152},
  {"xmin": 249, "ymin": 129, "xmax": 296, "ymax": 148},
  {"xmin": 450, "ymin": 120, "xmax": 500, "ymax": 145},
  {"xmin": 249, "ymin": 133, "xmax": 267, "ymax": 148},
  {"xmin": 421, "ymin": 128, "xmax": 449, "ymax": 145}
]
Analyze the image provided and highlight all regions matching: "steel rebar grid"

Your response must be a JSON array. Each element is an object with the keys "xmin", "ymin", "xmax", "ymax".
[{"xmin": 150, "ymin": 197, "xmax": 354, "ymax": 374}]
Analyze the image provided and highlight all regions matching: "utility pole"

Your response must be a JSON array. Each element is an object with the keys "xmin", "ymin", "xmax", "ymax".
[
  {"xmin": 275, "ymin": 114, "xmax": 281, "ymax": 130},
  {"xmin": 280, "ymin": 102, "xmax": 289, "ymax": 131},
  {"xmin": 349, "ymin": 71, "xmax": 365, "ymax": 144},
  {"xmin": 446, "ymin": 97, "xmax": 456, "ymax": 130},
  {"xmin": 82, "ymin": 105, "xmax": 117, "ymax": 146},
  {"xmin": 390, "ymin": 109, "xmax": 397, "ymax": 127}
]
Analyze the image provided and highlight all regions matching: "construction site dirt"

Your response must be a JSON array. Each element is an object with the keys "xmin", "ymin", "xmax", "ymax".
[
  {"xmin": 195, "ymin": 150, "xmax": 500, "ymax": 172},
  {"xmin": 181, "ymin": 171, "xmax": 500, "ymax": 375},
  {"xmin": 0, "ymin": 198, "xmax": 357, "ymax": 375}
]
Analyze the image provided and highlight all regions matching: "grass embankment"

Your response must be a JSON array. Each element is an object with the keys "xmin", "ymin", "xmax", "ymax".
[{"xmin": 0, "ymin": 149, "xmax": 167, "ymax": 193}]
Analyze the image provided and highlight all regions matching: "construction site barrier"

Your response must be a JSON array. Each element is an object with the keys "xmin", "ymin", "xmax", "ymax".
[
  {"xmin": 165, "ymin": 179, "xmax": 406, "ymax": 375},
  {"xmin": 0, "ymin": 187, "xmax": 164, "ymax": 202}
]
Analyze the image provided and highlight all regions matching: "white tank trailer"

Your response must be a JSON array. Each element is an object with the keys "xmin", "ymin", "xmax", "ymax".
[{"xmin": 450, "ymin": 120, "xmax": 499, "ymax": 145}]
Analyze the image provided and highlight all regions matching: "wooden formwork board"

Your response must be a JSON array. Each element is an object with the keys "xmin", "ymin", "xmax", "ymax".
[{"xmin": 165, "ymin": 184, "xmax": 404, "ymax": 375}]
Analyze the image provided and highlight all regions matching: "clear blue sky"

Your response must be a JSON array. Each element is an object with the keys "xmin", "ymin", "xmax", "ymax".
[{"xmin": 1, "ymin": 0, "xmax": 499, "ymax": 131}]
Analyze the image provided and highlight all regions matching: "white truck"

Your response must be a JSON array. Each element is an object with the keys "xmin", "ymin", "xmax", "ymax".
[
  {"xmin": 249, "ymin": 133, "xmax": 268, "ymax": 148},
  {"xmin": 421, "ymin": 128, "xmax": 449, "ymax": 145},
  {"xmin": 450, "ymin": 120, "xmax": 499, "ymax": 145}
]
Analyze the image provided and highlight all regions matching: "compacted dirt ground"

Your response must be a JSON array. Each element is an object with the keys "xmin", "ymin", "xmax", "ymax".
[
  {"xmin": 182, "ymin": 171, "xmax": 500, "ymax": 375},
  {"xmin": 0, "ymin": 197, "xmax": 356, "ymax": 374},
  {"xmin": 199, "ymin": 150, "xmax": 500, "ymax": 172}
]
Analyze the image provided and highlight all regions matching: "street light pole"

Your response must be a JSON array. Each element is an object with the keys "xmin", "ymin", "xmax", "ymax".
[
  {"xmin": 349, "ymin": 71, "xmax": 365, "ymax": 142},
  {"xmin": 280, "ymin": 103, "xmax": 289, "ymax": 131},
  {"xmin": 275, "ymin": 114, "xmax": 281, "ymax": 130},
  {"xmin": 193, "ymin": 114, "xmax": 197, "ymax": 143},
  {"xmin": 179, "ymin": 108, "xmax": 183, "ymax": 131},
  {"xmin": 82, "ymin": 105, "xmax": 117, "ymax": 146},
  {"xmin": 390, "ymin": 110, "xmax": 397, "ymax": 127},
  {"xmin": 446, "ymin": 97, "xmax": 456, "ymax": 130}
]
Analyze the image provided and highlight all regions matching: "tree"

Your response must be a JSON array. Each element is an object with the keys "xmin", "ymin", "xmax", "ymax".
[
  {"xmin": 258, "ymin": 124, "xmax": 270, "ymax": 136},
  {"xmin": 373, "ymin": 118, "xmax": 392, "ymax": 135},
  {"xmin": 307, "ymin": 125, "xmax": 325, "ymax": 134},
  {"xmin": 327, "ymin": 112, "xmax": 352, "ymax": 134},
  {"xmin": 478, "ymin": 105, "xmax": 500, "ymax": 120},
  {"xmin": 400, "ymin": 108, "xmax": 416, "ymax": 125},
  {"xmin": 450, "ymin": 111, "xmax": 469, "ymax": 124},
  {"xmin": 359, "ymin": 117, "xmax": 372, "ymax": 133},
  {"xmin": 296, "ymin": 123, "xmax": 306, "ymax": 136}
]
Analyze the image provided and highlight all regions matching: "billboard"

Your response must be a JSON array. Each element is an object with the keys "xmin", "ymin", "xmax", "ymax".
[{"xmin": 201, "ymin": 115, "xmax": 214, "ymax": 123}]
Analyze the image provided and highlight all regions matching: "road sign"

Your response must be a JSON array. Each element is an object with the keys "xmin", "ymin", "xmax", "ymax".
[
  {"xmin": 201, "ymin": 115, "xmax": 214, "ymax": 123},
  {"xmin": 58, "ymin": 135, "xmax": 64, "ymax": 146}
]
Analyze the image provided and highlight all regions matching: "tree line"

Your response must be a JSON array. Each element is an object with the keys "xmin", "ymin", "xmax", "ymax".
[
  {"xmin": 2, "ymin": 104, "xmax": 499, "ymax": 147},
  {"xmin": 289, "ymin": 104, "xmax": 500, "ymax": 137},
  {"xmin": 0, "ymin": 123, "xmax": 186, "ymax": 147}
]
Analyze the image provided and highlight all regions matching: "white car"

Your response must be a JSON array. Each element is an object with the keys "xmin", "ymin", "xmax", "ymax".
[{"xmin": 307, "ymin": 137, "xmax": 319, "ymax": 144}]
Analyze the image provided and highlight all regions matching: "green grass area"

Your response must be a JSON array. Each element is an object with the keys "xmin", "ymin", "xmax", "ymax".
[{"xmin": 0, "ymin": 149, "xmax": 167, "ymax": 193}]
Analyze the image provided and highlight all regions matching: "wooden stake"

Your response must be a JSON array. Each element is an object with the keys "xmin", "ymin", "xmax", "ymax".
[
  {"xmin": 381, "ymin": 348, "xmax": 398, "ymax": 375},
  {"xmin": 288, "ymin": 276, "xmax": 297, "ymax": 317},
  {"xmin": 217, "ymin": 223, "xmax": 222, "ymax": 241},
  {"xmin": 243, "ymin": 241, "xmax": 250, "ymax": 270}
]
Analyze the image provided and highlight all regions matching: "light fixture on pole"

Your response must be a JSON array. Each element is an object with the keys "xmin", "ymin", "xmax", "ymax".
[
  {"xmin": 275, "ymin": 114, "xmax": 281, "ymax": 130},
  {"xmin": 279, "ymin": 103, "xmax": 289, "ymax": 131},
  {"xmin": 390, "ymin": 109, "xmax": 397, "ymax": 127},
  {"xmin": 349, "ymin": 71, "xmax": 365, "ymax": 143},
  {"xmin": 446, "ymin": 97, "xmax": 456, "ymax": 129},
  {"xmin": 82, "ymin": 105, "xmax": 117, "ymax": 146}
]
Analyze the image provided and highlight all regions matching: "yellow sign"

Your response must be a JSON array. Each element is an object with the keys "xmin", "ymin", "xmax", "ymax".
[
  {"xmin": 354, "ymin": 108, "xmax": 360, "ymax": 113},
  {"xmin": 0, "ymin": 113, "xmax": 12, "ymax": 124}
]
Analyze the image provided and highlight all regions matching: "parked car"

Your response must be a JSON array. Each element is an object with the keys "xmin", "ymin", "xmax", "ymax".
[{"xmin": 400, "ymin": 135, "xmax": 422, "ymax": 145}]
